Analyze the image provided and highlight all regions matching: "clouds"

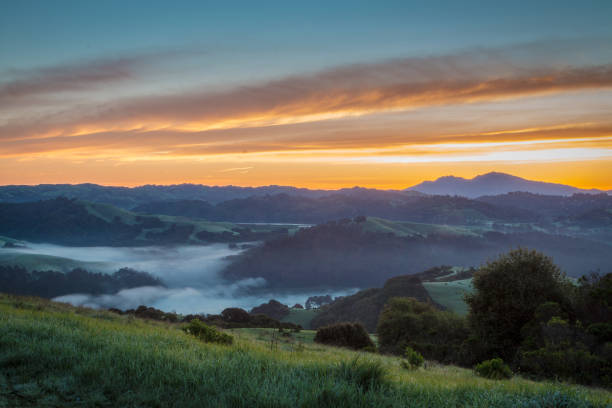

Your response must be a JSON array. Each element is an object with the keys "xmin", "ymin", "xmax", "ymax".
[
  {"xmin": 1, "ymin": 40, "xmax": 612, "ymax": 188},
  {"xmin": 4, "ymin": 50, "xmax": 612, "ymax": 144}
]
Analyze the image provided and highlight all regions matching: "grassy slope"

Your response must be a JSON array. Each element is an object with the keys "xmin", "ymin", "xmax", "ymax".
[
  {"xmin": 1, "ymin": 295, "xmax": 609, "ymax": 408},
  {"xmin": 422, "ymin": 278, "xmax": 473, "ymax": 316}
]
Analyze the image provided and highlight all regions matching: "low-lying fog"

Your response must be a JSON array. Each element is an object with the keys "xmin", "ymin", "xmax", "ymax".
[{"xmin": 4, "ymin": 243, "xmax": 356, "ymax": 314}]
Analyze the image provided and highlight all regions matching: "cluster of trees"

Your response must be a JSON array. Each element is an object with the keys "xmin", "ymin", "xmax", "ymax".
[
  {"xmin": 377, "ymin": 249, "xmax": 611, "ymax": 386},
  {"xmin": 0, "ymin": 265, "xmax": 163, "ymax": 298},
  {"xmin": 110, "ymin": 305, "xmax": 302, "ymax": 330},
  {"xmin": 314, "ymin": 322, "xmax": 375, "ymax": 351}
]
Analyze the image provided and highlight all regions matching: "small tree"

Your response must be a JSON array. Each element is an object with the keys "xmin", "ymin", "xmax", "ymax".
[{"xmin": 401, "ymin": 346, "xmax": 424, "ymax": 370}]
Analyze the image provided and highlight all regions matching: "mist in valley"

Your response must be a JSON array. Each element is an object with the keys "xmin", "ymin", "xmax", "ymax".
[{"xmin": 2, "ymin": 243, "xmax": 356, "ymax": 314}]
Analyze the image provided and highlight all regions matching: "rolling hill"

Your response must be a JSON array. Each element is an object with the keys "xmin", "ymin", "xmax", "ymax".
[
  {"xmin": 0, "ymin": 197, "xmax": 294, "ymax": 246},
  {"xmin": 222, "ymin": 216, "xmax": 612, "ymax": 287}
]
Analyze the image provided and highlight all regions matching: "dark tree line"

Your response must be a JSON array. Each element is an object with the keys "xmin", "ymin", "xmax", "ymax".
[{"xmin": 0, "ymin": 265, "xmax": 163, "ymax": 298}]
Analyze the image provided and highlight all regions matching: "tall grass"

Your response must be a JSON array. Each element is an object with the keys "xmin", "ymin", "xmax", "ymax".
[{"xmin": 0, "ymin": 294, "xmax": 609, "ymax": 407}]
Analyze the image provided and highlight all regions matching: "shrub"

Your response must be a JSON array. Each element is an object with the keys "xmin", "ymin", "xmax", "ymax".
[
  {"xmin": 474, "ymin": 358, "xmax": 512, "ymax": 380},
  {"xmin": 401, "ymin": 346, "xmax": 424, "ymax": 370},
  {"xmin": 183, "ymin": 319, "xmax": 233, "ymax": 345},
  {"xmin": 314, "ymin": 322, "xmax": 375, "ymax": 350},
  {"xmin": 334, "ymin": 358, "xmax": 387, "ymax": 391},
  {"xmin": 518, "ymin": 346, "xmax": 611, "ymax": 386}
]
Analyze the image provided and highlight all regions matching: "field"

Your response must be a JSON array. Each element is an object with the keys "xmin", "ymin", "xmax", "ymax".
[
  {"xmin": 422, "ymin": 278, "xmax": 473, "ymax": 315},
  {"xmin": 1, "ymin": 294, "xmax": 609, "ymax": 407}
]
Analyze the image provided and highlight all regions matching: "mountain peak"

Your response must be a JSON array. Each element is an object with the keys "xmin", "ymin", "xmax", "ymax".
[{"xmin": 407, "ymin": 172, "xmax": 603, "ymax": 198}]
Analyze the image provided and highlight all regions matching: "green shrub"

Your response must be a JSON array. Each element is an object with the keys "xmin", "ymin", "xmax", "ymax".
[
  {"xmin": 518, "ymin": 346, "xmax": 611, "ymax": 386},
  {"xmin": 334, "ymin": 358, "xmax": 387, "ymax": 391},
  {"xmin": 474, "ymin": 358, "xmax": 512, "ymax": 380},
  {"xmin": 401, "ymin": 346, "xmax": 424, "ymax": 370},
  {"xmin": 183, "ymin": 319, "xmax": 233, "ymax": 345},
  {"xmin": 314, "ymin": 322, "xmax": 375, "ymax": 350}
]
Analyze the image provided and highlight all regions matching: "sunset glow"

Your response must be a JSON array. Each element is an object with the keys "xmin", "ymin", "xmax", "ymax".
[{"xmin": 1, "ymin": 1, "xmax": 611, "ymax": 189}]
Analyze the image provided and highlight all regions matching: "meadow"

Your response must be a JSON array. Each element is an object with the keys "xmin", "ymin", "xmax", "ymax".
[{"xmin": 1, "ymin": 294, "xmax": 610, "ymax": 407}]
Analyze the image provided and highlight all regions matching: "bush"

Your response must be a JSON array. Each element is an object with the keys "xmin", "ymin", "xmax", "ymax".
[
  {"xmin": 401, "ymin": 346, "xmax": 424, "ymax": 370},
  {"xmin": 518, "ymin": 346, "xmax": 611, "ymax": 386},
  {"xmin": 334, "ymin": 358, "xmax": 387, "ymax": 391},
  {"xmin": 183, "ymin": 319, "xmax": 233, "ymax": 345},
  {"xmin": 474, "ymin": 358, "xmax": 512, "ymax": 380},
  {"xmin": 314, "ymin": 322, "xmax": 375, "ymax": 350}
]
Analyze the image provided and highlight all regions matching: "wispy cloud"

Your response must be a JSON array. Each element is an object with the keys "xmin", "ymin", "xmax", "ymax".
[
  {"xmin": 0, "ymin": 49, "xmax": 201, "ymax": 106},
  {"xmin": 3, "ymin": 52, "xmax": 612, "ymax": 142}
]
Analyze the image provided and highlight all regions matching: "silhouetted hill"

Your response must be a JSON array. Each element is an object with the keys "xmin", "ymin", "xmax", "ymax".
[
  {"xmin": 407, "ymin": 172, "xmax": 605, "ymax": 197},
  {"xmin": 0, "ymin": 197, "xmax": 290, "ymax": 246},
  {"xmin": 310, "ymin": 274, "xmax": 438, "ymax": 332},
  {"xmin": 0, "ymin": 183, "xmax": 333, "ymax": 209}
]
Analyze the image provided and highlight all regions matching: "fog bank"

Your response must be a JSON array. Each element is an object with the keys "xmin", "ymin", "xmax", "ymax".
[{"xmin": 5, "ymin": 242, "xmax": 357, "ymax": 314}]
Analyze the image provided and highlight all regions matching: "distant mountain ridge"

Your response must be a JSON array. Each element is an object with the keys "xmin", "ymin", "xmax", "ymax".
[
  {"xmin": 407, "ymin": 172, "xmax": 607, "ymax": 198},
  {"xmin": 0, "ymin": 173, "xmax": 607, "ymax": 210}
]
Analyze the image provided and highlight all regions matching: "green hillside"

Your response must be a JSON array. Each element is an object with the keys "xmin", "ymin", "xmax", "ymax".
[
  {"xmin": 1, "ymin": 295, "xmax": 608, "ymax": 407},
  {"xmin": 422, "ymin": 278, "xmax": 473, "ymax": 316}
]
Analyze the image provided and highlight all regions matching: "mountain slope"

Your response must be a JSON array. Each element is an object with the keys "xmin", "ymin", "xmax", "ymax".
[{"xmin": 408, "ymin": 172, "xmax": 605, "ymax": 198}]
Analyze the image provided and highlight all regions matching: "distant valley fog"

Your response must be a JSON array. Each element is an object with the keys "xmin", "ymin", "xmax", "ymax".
[{"xmin": 1, "ymin": 243, "xmax": 356, "ymax": 314}]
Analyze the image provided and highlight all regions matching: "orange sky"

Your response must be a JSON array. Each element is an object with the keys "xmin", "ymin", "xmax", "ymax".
[{"xmin": 2, "ymin": 46, "xmax": 612, "ymax": 190}]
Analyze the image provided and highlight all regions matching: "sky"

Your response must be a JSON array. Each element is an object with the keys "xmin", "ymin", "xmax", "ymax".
[{"xmin": 1, "ymin": 1, "xmax": 612, "ymax": 189}]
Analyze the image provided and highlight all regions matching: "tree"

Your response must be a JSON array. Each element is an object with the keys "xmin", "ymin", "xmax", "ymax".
[
  {"xmin": 377, "ymin": 297, "xmax": 469, "ymax": 363},
  {"xmin": 465, "ymin": 248, "xmax": 571, "ymax": 362}
]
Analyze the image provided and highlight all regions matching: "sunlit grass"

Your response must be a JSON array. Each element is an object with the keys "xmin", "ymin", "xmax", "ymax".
[{"xmin": 1, "ymin": 294, "xmax": 609, "ymax": 407}]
